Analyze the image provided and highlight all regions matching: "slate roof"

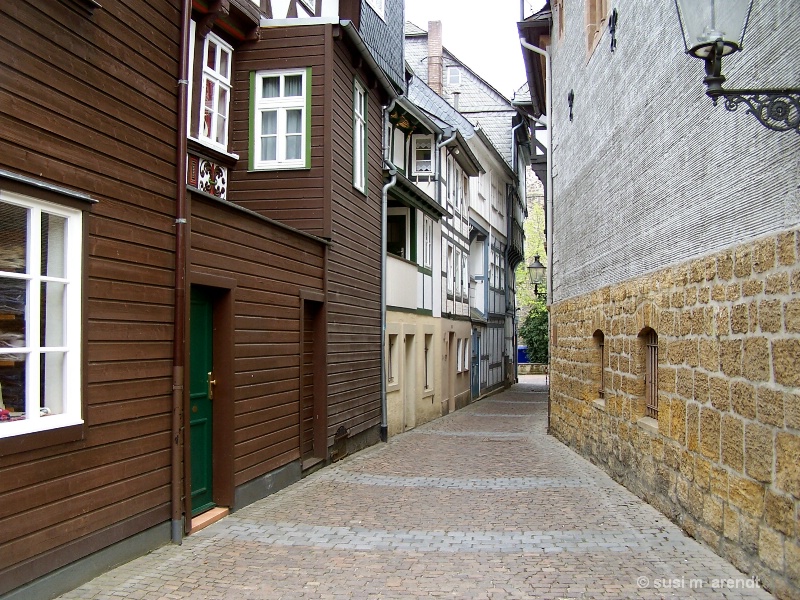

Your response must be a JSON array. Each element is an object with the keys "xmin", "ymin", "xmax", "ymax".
[
  {"xmin": 358, "ymin": 0, "xmax": 406, "ymax": 90},
  {"xmin": 407, "ymin": 75, "xmax": 475, "ymax": 139},
  {"xmin": 404, "ymin": 20, "xmax": 427, "ymax": 36}
]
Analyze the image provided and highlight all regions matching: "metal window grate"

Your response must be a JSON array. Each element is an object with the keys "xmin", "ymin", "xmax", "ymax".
[
  {"xmin": 598, "ymin": 339, "xmax": 605, "ymax": 398},
  {"xmin": 645, "ymin": 330, "xmax": 658, "ymax": 419}
]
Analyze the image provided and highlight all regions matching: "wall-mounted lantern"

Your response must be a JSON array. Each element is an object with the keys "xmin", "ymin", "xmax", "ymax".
[
  {"xmin": 674, "ymin": 0, "xmax": 799, "ymax": 133},
  {"xmin": 527, "ymin": 255, "xmax": 547, "ymax": 300}
]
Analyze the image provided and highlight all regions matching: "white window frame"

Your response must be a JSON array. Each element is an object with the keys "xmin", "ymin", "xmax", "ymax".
[
  {"xmin": 423, "ymin": 216, "xmax": 433, "ymax": 269},
  {"xmin": 445, "ymin": 244, "xmax": 453, "ymax": 294},
  {"xmin": 447, "ymin": 66, "xmax": 461, "ymax": 86},
  {"xmin": 251, "ymin": 68, "xmax": 311, "ymax": 171},
  {"xmin": 455, "ymin": 249, "xmax": 462, "ymax": 298},
  {"xmin": 461, "ymin": 254, "xmax": 468, "ymax": 297},
  {"xmin": 353, "ymin": 78, "xmax": 368, "ymax": 193},
  {"xmin": 200, "ymin": 31, "xmax": 233, "ymax": 151},
  {"xmin": 365, "ymin": 0, "xmax": 385, "ymax": 20},
  {"xmin": 0, "ymin": 191, "xmax": 83, "ymax": 438},
  {"xmin": 457, "ymin": 339, "xmax": 463, "ymax": 372},
  {"xmin": 412, "ymin": 135, "xmax": 434, "ymax": 176}
]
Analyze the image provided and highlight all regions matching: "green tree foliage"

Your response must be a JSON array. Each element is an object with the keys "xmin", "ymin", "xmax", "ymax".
[{"xmin": 519, "ymin": 298, "xmax": 548, "ymax": 363}]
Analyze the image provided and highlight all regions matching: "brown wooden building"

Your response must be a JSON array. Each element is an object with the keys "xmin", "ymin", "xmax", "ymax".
[{"xmin": 0, "ymin": 0, "xmax": 401, "ymax": 597}]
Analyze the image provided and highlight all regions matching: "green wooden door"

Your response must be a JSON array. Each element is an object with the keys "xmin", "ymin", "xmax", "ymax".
[{"xmin": 190, "ymin": 288, "xmax": 214, "ymax": 516}]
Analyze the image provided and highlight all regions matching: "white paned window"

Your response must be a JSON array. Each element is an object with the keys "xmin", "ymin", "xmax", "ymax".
[
  {"xmin": 423, "ymin": 217, "xmax": 433, "ymax": 269},
  {"xmin": 0, "ymin": 192, "xmax": 83, "ymax": 438},
  {"xmin": 457, "ymin": 339, "xmax": 463, "ymax": 371},
  {"xmin": 366, "ymin": 0, "xmax": 385, "ymax": 20},
  {"xmin": 446, "ymin": 244, "xmax": 453, "ymax": 293},
  {"xmin": 447, "ymin": 67, "xmax": 461, "ymax": 86},
  {"xmin": 252, "ymin": 68, "xmax": 310, "ymax": 170},
  {"xmin": 353, "ymin": 79, "xmax": 367, "ymax": 193},
  {"xmin": 412, "ymin": 136, "xmax": 433, "ymax": 175},
  {"xmin": 201, "ymin": 32, "xmax": 233, "ymax": 150},
  {"xmin": 455, "ymin": 249, "xmax": 462, "ymax": 297},
  {"xmin": 461, "ymin": 255, "xmax": 468, "ymax": 297}
]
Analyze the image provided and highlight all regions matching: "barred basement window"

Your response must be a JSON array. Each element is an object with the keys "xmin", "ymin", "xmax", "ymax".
[
  {"xmin": 644, "ymin": 329, "xmax": 658, "ymax": 419},
  {"xmin": 593, "ymin": 330, "xmax": 605, "ymax": 399},
  {"xmin": 387, "ymin": 334, "xmax": 398, "ymax": 383},
  {"xmin": 424, "ymin": 334, "xmax": 433, "ymax": 390}
]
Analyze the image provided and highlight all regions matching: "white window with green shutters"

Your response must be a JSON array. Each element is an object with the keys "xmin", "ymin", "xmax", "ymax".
[
  {"xmin": 251, "ymin": 68, "xmax": 311, "ymax": 170},
  {"xmin": 200, "ymin": 32, "xmax": 233, "ymax": 151},
  {"xmin": 353, "ymin": 78, "xmax": 367, "ymax": 193}
]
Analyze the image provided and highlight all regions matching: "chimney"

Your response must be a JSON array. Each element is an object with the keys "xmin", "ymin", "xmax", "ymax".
[{"xmin": 427, "ymin": 20, "xmax": 443, "ymax": 95}]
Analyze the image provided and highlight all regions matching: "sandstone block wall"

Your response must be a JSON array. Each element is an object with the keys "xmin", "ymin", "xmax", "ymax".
[{"xmin": 550, "ymin": 227, "xmax": 800, "ymax": 599}]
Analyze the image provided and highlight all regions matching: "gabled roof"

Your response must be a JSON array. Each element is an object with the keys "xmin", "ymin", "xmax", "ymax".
[
  {"xmin": 403, "ymin": 23, "xmax": 514, "ymax": 110},
  {"xmin": 407, "ymin": 76, "xmax": 475, "ymax": 138},
  {"xmin": 406, "ymin": 75, "xmax": 483, "ymax": 176},
  {"xmin": 404, "ymin": 21, "xmax": 427, "ymax": 36},
  {"xmin": 404, "ymin": 22, "xmax": 521, "ymax": 168}
]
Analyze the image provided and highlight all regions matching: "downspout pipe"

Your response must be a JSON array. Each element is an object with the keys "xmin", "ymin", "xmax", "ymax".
[
  {"xmin": 519, "ymin": 38, "xmax": 552, "ymax": 306},
  {"xmin": 171, "ymin": 0, "xmax": 191, "ymax": 545},
  {"xmin": 520, "ymin": 37, "xmax": 552, "ymax": 430},
  {"xmin": 380, "ymin": 100, "xmax": 398, "ymax": 442},
  {"xmin": 435, "ymin": 129, "xmax": 457, "ymax": 206}
]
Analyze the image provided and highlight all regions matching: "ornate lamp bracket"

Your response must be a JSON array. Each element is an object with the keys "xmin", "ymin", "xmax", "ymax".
[
  {"xmin": 707, "ymin": 89, "xmax": 800, "ymax": 134},
  {"xmin": 702, "ymin": 40, "xmax": 800, "ymax": 134}
]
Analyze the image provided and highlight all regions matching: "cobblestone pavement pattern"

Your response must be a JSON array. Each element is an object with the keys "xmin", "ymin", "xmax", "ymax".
[{"xmin": 57, "ymin": 378, "xmax": 773, "ymax": 599}]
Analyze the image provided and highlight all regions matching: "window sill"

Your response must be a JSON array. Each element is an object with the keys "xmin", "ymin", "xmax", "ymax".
[
  {"xmin": 386, "ymin": 380, "xmax": 400, "ymax": 393},
  {"xmin": 249, "ymin": 163, "xmax": 310, "ymax": 172},
  {"xmin": 593, "ymin": 398, "xmax": 606, "ymax": 411},
  {"xmin": 187, "ymin": 137, "xmax": 239, "ymax": 166},
  {"xmin": 0, "ymin": 421, "xmax": 83, "ymax": 456},
  {"xmin": 637, "ymin": 416, "xmax": 659, "ymax": 435}
]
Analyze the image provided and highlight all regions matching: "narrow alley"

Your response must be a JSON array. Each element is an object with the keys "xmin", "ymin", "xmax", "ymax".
[{"xmin": 55, "ymin": 379, "xmax": 772, "ymax": 600}]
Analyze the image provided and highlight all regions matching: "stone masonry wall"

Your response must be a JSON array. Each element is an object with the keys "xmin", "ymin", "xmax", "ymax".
[{"xmin": 549, "ymin": 227, "xmax": 800, "ymax": 599}]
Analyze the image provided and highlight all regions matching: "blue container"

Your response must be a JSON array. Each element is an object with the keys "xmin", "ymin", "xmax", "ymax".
[{"xmin": 517, "ymin": 346, "xmax": 529, "ymax": 364}]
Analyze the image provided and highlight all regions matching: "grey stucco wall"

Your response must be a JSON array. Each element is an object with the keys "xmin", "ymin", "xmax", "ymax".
[{"xmin": 549, "ymin": 0, "xmax": 800, "ymax": 302}]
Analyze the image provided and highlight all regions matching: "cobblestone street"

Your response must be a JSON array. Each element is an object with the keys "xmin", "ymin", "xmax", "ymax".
[{"xmin": 56, "ymin": 378, "xmax": 773, "ymax": 599}]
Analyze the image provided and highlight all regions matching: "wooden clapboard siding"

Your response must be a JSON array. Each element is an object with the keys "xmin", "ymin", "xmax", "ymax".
[
  {"xmin": 189, "ymin": 195, "xmax": 325, "ymax": 489},
  {"xmin": 0, "ymin": 0, "xmax": 180, "ymax": 593},
  {"xmin": 323, "ymin": 40, "xmax": 383, "ymax": 440},
  {"xmin": 229, "ymin": 25, "xmax": 329, "ymax": 236}
]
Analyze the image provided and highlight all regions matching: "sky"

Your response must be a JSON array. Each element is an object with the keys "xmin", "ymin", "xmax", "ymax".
[{"xmin": 403, "ymin": 0, "xmax": 547, "ymax": 99}]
